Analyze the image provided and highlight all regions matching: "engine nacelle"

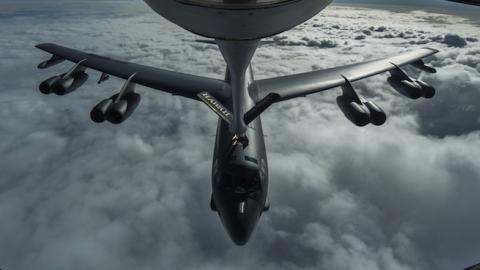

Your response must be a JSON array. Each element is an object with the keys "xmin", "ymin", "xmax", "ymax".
[
  {"xmin": 364, "ymin": 100, "xmax": 387, "ymax": 126},
  {"xmin": 52, "ymin": 72, "xmax": 89, "ymax": 96},
  {"xmin": 387, "ymin": 76, "xmax": 423, "ymax": 100},
  {"xmin": 337, "ymin": 95, "xmax": 370, "ymax": 127},
  {"xmin": 107, "ymin": 92, "xmax": 141, "ymax": 124},
  {"xmin": 108, "ymin": 100, "xmax": 128, "ymax": 124},
  {"xmin": 416, "ymin": 80, "xmax": 436, "ymax": 99},
  {"xmin": 90, "ymin": 99, "xmax": 114, "ymax": 123},
  {"xmin": 39, "ymin": 75, "xmax": 62, "ymax": 94},
  {"xmin": 91, "ymin": 92, "xmax": 141, "ymax": 125}
]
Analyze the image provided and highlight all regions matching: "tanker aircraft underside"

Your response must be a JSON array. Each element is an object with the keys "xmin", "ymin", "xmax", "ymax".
[
  {"xmin": 35, "ymin": 0, "xmax": 441, "ymax": 245},
  {"xmin": 448, "ymin": 0, "xmax": 480, "ymax": 6}
]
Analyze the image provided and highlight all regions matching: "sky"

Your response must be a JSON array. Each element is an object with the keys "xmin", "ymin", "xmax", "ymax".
[{"xmin": 0, "ymin": 1, "xmax": 479, "ymax": 270}]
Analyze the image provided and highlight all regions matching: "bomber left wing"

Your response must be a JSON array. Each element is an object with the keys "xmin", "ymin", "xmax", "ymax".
[
  {"xmin": 36, "ymin": 43, "xmax": 231, "ymax": 124},
  {"xmin": 247, "ymin": 48, "xmax": 438, "ymax": 127},
  {"xmin": 36, "ymin": 43, "xmax": 230, "ymax": 101}
]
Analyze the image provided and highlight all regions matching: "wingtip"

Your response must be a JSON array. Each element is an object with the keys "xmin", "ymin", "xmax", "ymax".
[
  {"xmin": 35, "ymin": 43, "xmax": 46, "ymax": 48},
  {"xmin": 35, "ymin": 43, "xmax": 56, "ymax": 50},
  {"xmin": 423, "ymin": 47, "xmax": 440, "ymax": 54}
]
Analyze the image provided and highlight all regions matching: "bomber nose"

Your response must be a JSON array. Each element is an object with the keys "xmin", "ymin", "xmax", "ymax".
[
  {"xmin": 214, "ymin": 165, "xmax": 265, "ymax": 245},
  {"xmin": 221, "ymin": 200, "xmax": 260, "ymax": 246},
  {"xmin": 227, "ymin": 213, "xmax": 255, "ymax": 246},
  {"xmin": 231, "ymin": 228, "xmax": 251, "ymax": 246}
]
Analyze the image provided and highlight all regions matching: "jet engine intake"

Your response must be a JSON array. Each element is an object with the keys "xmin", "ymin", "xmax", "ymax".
[
  {"xmin": 338, "ymin": 79, "xmax": 388, "ymax": 127},
  {"xmin": 107, "ymin": 92, "xmax": 141, "ymax": 124},
  {"xmin": 52, "ymin": 71, "xmax": 89, "ymax": 96},
  {"xmin": 39, "ymin": 75, "xmax": 62, "ymax": 94},
  {"xmin": 38, "ymin": 60, "xmax": 89, "ymax": 96},
  {"xmin": 90, "ymin": 98, "xmax": 114, "ymax": 123},
  {"xmin": 90, "ymin": 74, "xmax": 140, "ymax": 125}
]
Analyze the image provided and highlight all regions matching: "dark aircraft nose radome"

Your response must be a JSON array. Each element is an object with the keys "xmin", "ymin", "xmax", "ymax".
[
  {"xmin": 226, "ymin": 215, "xmax": 255, "ymax": 246},
  {"xmin": 221, "ymin": 200, "xmax": 262, "ymax": 246}
]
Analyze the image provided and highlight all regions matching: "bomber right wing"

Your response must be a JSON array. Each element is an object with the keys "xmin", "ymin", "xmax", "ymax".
[
  {"xmin": 250, "ymin": 48, "xmax": 438, "ymax": 102},
  {"xmin": 245, "ymin": 48, "xmax": 438, "ymax": 127}
]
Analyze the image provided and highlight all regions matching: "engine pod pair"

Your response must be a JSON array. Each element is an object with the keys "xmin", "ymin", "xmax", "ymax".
[{"xmin": 337, "ymin": 95, "xmax": 386, "ymax": 127}]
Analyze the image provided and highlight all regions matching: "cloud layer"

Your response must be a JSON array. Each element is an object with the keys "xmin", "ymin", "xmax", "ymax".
[{"xmin": 0, "ymin": 2, "xmax": 479, "ymax": 270}]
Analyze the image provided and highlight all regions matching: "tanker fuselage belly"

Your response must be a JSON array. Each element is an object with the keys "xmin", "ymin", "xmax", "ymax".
[{"xmin": 144, "ymin": 0, "xmax": 333, "ymax": 40}]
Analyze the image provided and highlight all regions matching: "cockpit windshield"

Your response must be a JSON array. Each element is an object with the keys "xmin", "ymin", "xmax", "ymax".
[{"xmin": 178, "ymin": 0, "xmax": 294, "ymax": 8}]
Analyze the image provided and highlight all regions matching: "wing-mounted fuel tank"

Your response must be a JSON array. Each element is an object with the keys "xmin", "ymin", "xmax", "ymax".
[
  {"xmin": 39, "ymin": 60, "xmax": 89, "ymax": 96},
  {"xmin": 337, "ymin": 78, "xmax": 387, "ymax": 127},
  {"xmin": 91, "ymin": 74, "xmax": 141, "ymax": 125},
  {"xmin": 144, "ymin": 0, "xmax": 333, "ymax": 40}
]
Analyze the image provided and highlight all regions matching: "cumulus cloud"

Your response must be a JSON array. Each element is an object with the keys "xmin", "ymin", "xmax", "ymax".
[{"xmin": 0, "ymin": 2, "xmax": 479, "ymax": 270}]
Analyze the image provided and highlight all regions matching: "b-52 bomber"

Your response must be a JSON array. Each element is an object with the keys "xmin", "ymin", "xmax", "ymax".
[{"xmin": 36, "ymin": 0, "xmax": 440, "ymax": 245}]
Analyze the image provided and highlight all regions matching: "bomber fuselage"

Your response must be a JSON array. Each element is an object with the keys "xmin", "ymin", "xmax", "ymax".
[
  {"xmin": 212, "ymin": 66, "xmax": 269, "ymax": 245},
  {"xmin": 142, "ymin": 0, "xmax": 333, "ymax": 244}
]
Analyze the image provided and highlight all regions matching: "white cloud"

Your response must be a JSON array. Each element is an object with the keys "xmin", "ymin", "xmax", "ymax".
[{"xmin": 0, "ymin": 2, "xmax": 479, "ymax": 270}]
